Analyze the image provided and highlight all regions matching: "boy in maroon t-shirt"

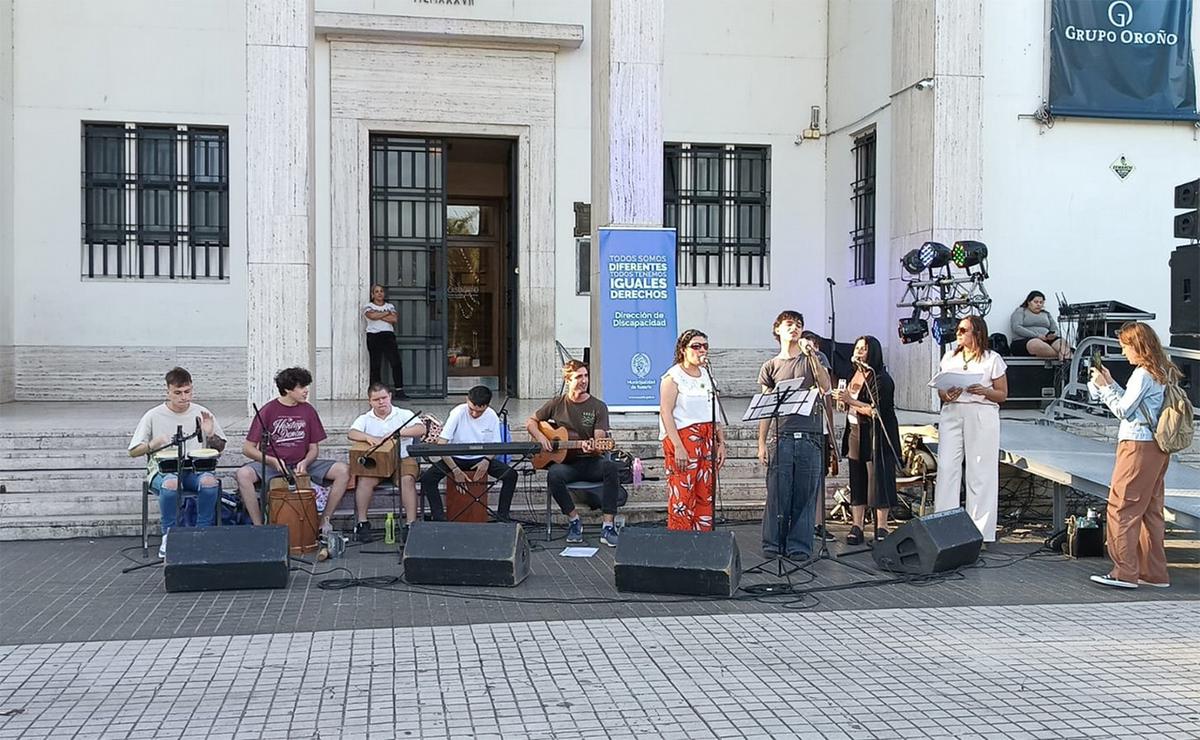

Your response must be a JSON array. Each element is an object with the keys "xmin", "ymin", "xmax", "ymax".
[{"xmin": 235, "ymin": 367, "xmax": 350, "ymax": 526}]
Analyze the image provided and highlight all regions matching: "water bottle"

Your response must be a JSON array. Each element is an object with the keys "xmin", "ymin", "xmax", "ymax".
[
  {"xmin": 631, "ymin": 457, "xmax": 644, "ymax": 486},
  {"xmin": 384, "ymin": 513, "xmax": 396, "ymax": 544}
]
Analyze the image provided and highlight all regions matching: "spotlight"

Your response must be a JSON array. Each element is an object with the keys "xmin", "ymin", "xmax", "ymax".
[
  {"xmin": 932, "ymin": 316, "xmax": 959, "ymax": 344},
  {"xmin": 952, "ymin": 240, "xmax": 988, "ymax": 269},
  {"xmin": 901, "ymin": 248, "xmax": 926, "ymax": 275},
  {"xmin": 901, "ymin": 242, "xmax": 951, "ymax": 274},
  {"xmin": 898, "ymin": 315, "xmax": 929, "ymax": 344},
  {"xmin": 921, "ymin": 241, "xmax": 952, "ymax": 269}
]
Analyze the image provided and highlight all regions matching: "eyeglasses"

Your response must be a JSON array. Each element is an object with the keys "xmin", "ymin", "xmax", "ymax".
[
  {"xmin": 955, "ymin": 327, "xmax": 969, "ymax": 334},
  {"xmin": 689, "ymin": 343, "xmax": 709, "ymax": 350}
]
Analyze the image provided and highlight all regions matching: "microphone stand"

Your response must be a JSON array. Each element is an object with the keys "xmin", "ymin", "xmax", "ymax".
[
  {"xmin": 356, "ymin": 409, "xmax": 422, "ymax": 471},
  {"xmin": 251, "ymin": 403, "xmax": 297, "ymax": 528},
  {"xmin": 704, "ymin": 358, "xmax": 728, "ymax": 530},
  {"xmin": 743, "ymin": 384, "xmax": 803, "ymax": 578},
  {"xmin": 856, "ymin": 361, "xmax": 902, "ymax": 537}
]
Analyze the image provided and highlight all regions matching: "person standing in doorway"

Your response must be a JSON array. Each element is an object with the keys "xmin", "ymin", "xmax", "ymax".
[{"xmin": 364, "ymin": 284, "xmax": 406, "ymax": 398}]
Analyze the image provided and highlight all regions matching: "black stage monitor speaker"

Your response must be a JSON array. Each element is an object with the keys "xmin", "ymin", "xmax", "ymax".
[
  {"xmin": 403, "ymin": 521, "xmax": 530, "ymax": 587},
  {"xmin": 1170, "ymin": 246, "xmax": 1198, "ymax": 335},
  {"xmin": 1175, "ymin": 178, "xmax": 1199, "ymax": 209},
  {"xmin": 1176, "ymin": 210, "xmax": 1199, "ymax": 240},
  {"xmin": 614, "ymin": 528, "xmax": 741, "ymax": 597},
  {"xmin": 164, "ymin": 525, "xmax": 290, "ymax": 592},
  {"xmin": 871, "ymin": 508, "xmax": 982, "ymax": 575}
]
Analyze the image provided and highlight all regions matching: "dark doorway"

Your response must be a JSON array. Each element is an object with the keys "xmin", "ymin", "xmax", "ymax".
[{"xmin": 368, "ymin": 134, "xmax": 516, "ymax": 398}]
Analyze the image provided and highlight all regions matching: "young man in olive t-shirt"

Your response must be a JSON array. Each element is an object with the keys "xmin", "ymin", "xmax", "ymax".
[{"xmin": 526, "ymin": 361, "xmax": 623, "ymax": 547}]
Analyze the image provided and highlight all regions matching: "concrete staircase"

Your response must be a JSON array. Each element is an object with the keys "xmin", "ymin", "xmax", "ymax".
[{"xmin": 0, "ymin": 423, "xmax": 842, "ymax": 540}]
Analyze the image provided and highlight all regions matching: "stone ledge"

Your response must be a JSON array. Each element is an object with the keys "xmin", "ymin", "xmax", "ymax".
[{"xmin": 317, "ymin": 12, "xmax": 584, "ymax": 50}]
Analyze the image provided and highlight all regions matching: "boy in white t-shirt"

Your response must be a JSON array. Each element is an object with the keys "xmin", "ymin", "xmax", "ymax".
[
  {"xmin": 418, "ymin": 385, "xmax": 518, "ymax": 522},
  {"xmin": 339, "ymin": 383, "xmax": 426, "ymax": 543},
  {"xmin": 127, "ymin": 367, "xmax": 227, "ymax": 557}
]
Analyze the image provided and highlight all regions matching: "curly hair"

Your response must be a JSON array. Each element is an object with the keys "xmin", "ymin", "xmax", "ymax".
[
  {"xmin": 1117, "ymin": 322, "xmax": 1181, "ymax": 385},
  {"xmin": 673, "ymin": 329, "xmax": 709, "ymax": 365}
]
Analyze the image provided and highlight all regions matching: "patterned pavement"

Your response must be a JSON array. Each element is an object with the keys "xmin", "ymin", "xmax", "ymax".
[{"xmin": 0, "ymin": 524, "xmax": 1197, "ymax": 739}]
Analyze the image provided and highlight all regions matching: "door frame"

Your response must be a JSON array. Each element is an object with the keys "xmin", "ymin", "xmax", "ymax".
[{"xmin": 329, "ymin": 119, "xmax": 554, "ymax": 400}]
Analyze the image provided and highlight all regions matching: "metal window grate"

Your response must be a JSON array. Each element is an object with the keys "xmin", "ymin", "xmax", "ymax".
[
  {"xmin": 664, "ymin": 143, "xmax": 770, "ymax": 288},
  {"xmin": 850, "ymin": 131, "xmax": 876, "ymax": 285},
  {"xmin": 81, "ymin": 123, "xmax": 229, "ymax": 280}
]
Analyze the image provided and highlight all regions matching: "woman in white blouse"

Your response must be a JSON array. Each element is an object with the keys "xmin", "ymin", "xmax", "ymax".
[
  {"xmin": 363, "ymin": 284, "xmax": 406, "ymax": 398},
  {"xmin": 659, "ymin": 329, "xmax": 727, "ymax": 531},
  {"xmin": 933, "ymin": 315, "xmax": 1009, "ymax": 543}
]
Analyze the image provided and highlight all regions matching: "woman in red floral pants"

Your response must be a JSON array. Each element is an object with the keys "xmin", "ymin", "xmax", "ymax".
[{"xmin": 659, "ymin": 329, "xmax": 727, "ymax": 530}]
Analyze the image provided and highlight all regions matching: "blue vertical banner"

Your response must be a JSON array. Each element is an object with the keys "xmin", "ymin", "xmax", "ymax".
[{"xmin": 597, "ymin": 227, "xmax": 678, "ymax": 411}]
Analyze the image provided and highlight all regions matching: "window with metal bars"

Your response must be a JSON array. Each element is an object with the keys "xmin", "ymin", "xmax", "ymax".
[
  {"xmin": 664, "ymin": 143, "xmax": 770, "ymax": 287},
  {"xmin": 850, "ymin": 130, "xmax": 876, "ymax": 285},
  {"xmin": 81, "ymin": 123, "xmax": 229, "ymax": 280}
]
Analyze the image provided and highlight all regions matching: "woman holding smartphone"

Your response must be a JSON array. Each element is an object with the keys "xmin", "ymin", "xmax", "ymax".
[{"xmin": 1086, "ymin": 321, "xmax": 1177, "ymax": 589}]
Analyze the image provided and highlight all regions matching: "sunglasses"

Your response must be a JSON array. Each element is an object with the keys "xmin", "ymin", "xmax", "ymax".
[
  {"xmin": 956, "ymin": 327, "xmax": 970, "ymax": 334},
  {"xmin": 689, "ymin": 342, "xmax": 709, "ymax": 350}
]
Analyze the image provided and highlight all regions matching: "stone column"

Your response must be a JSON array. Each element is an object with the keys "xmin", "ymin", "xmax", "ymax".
[
  {"xmin": 889, "ymin": 0, "xmax": 984, "ymax": 410},
  {"xmin": 589, "ymin": 0, "xmax": 664, "ymax": 397},
  {"xmin": 245, "ymin": 0, "xmax": 316, "ymax": 412},
  {"xmin": 0, "ymin": 0, "xmax": 14, "ymax": 402}
]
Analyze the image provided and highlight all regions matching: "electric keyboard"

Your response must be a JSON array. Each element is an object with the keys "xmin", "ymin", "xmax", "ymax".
[{"xmin": 408, "ymin": 442, "xmax": 541, "ymax": 458}]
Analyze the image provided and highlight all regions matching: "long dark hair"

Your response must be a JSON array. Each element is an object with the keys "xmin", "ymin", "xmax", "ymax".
[
  {"xmin": 1020, "ymin": 290, "xmax": 1045, "ymax": 309},
  {"xmin": 673, "ymin": 329, "xmax": 708, "ymax": 365},
  {"xmin": 854, "ymin": 335, "xmax": 885, "ymax": 374},
  {"xmin": 951, "ymin": 315, "xmax": 990, "ymax": 357}
]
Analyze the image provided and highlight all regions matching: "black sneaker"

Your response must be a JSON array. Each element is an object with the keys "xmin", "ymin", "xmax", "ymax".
[
  {"xmin": 354, "ymin": 521, "xmax": 375, "ymax": 544},
  {"xmin": 815, "ymin": 526, "xmax": 836, "ymax": 542}
]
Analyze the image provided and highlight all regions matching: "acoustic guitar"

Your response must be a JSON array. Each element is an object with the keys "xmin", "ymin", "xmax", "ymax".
[{"xmin": 532, "ymin": 421, "xmax": 616, "ymax": 469}]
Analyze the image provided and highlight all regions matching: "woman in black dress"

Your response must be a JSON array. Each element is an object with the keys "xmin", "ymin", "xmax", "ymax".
[{"xmin": 832, "ymin": 335, "xmax": 902, "ymax": 544}]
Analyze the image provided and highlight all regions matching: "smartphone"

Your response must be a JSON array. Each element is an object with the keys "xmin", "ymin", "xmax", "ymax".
[{"xmin": 1090, "ymin": 351, "xmax": 1104, "ymax": 370}]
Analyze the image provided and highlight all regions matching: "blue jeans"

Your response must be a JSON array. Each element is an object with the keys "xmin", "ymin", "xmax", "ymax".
[
  {"xmin": 762, "ymin": 432, "xmax": 823, "ymax": 558},
  {"xmin": 153, "ymin": 471, "xmax": 219, "ymax": 532}
]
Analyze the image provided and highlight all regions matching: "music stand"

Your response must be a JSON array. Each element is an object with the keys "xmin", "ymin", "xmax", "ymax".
[{"xmin": 741, "ymin": 383, "xmax": 819, "ymax": 577}]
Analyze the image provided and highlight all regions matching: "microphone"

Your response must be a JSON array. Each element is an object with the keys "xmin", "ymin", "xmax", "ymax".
[
  {"xmin": 852, "ymin": 358, "xmax": 873, "ymax": 373},
  {"xmin": 195, "ymin": 417, "xmax": 203, "ymax": 445},
  {"xmin": 699, "ymin": 355, "xmax": 709, "ymax": 366},
  {"xmin": 826, "ymin": 277, "xmax": 836, "ymax": 286}
]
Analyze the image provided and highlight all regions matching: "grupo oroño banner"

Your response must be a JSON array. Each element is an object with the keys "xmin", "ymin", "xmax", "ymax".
[
  {"xmin": 596, "ymin": 227, "xmax": 678, "ymax": 412},
  {"xmin": 1049, "ymin": 0, "xmax": 1198, "ymax": 121}
]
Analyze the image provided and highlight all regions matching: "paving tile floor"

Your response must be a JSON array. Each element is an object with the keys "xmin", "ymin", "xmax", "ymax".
[
  {"xmin": 0, "ymin": 522, "xmax": 1196, "ymax": 738},
  {"xmin": 1, "ymin": 523, "xmax": 1197, "ymax": 646},
  {"xmin": 0, "ymin": 602, "xmax": 1197, "ymax": 739}
]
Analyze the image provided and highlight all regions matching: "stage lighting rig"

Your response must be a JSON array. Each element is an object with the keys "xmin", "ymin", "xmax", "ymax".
[
  {"xmin": 898, "ymin": 312, "xmax": 929, "ymax": 344},
  {"xmin": 951, "ymin": 240, "xmax": 988, "ymax": 275},
  {"xmin": 931, "ymin": 315, "xmax": 959, "ymax": 344},
  {"xmin": 897, "ymin": 239, "xmax": 992, "ymax": 345},
  {"xmin": 901, "ymin": 241, "xmax": 952, "ymax": 275}
]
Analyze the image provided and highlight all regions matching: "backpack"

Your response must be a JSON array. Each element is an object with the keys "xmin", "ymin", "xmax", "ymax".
[{"xmin": 1141, "ymin": 383, "xmax": 1195, "ymax": 454}]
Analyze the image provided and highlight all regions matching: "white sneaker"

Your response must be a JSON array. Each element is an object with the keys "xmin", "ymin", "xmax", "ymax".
[{"xmin": 158, "ymin": 531, "xmax": 168, "ymax": 559}]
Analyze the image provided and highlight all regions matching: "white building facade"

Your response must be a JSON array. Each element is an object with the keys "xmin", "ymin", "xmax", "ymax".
[{"xmin": 0, "ymin": 0, "xmax": 1196, "ymax": 408}]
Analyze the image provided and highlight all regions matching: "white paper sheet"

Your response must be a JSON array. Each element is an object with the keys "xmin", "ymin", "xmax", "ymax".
[
  {"xmin": 559, "ymin": 547, "xmax": 599, "ymax": 558},
  {"xmin": 927, "ymin": 371, "xmax": 985, "ymax": 391}
]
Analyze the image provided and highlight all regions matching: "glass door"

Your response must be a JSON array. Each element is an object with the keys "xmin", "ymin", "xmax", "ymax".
[
  {"xmin": 369, "ymin": 135, "xmax": 447, "ymax": 397},
  {"xmin": 446, "ymin": 202, "xmax": 502, "ymax": 378}
]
